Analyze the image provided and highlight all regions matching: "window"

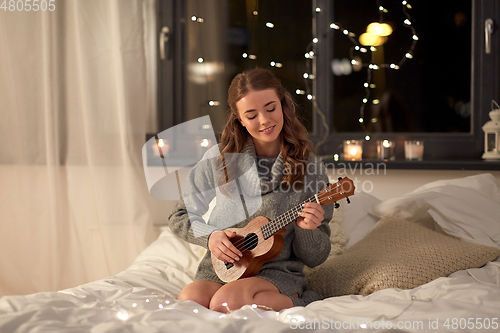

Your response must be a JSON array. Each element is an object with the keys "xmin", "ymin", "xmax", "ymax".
[{"xmin": 157, "ymin": 0, "xmax": 500, "ymax": 163}]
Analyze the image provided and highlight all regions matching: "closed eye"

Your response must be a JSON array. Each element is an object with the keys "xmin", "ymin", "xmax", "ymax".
[{"xmin": 267, "ymin": 107, "xmax": 276, "ymax": 112}]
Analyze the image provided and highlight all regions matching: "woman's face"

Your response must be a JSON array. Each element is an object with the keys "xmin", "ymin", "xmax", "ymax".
[{"xmin": 236, "ymin": 89, "xmax": 284, "ymax": 156}]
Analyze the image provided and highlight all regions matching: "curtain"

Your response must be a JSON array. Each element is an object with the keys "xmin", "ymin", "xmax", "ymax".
[{"xmin": 0, "ymin": 0, "xmax": 158, "ymax": 296}]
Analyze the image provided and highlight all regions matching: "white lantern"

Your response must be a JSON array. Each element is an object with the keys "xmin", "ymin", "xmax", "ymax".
[{"xmin": 482, "ymin": 100, "xmax": 500, "ymax": 160}]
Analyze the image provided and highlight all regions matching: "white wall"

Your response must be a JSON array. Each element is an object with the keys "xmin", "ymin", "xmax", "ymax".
[{"xmin": 148, "ymin": 169, "xmax": 500, "ymax": 225}]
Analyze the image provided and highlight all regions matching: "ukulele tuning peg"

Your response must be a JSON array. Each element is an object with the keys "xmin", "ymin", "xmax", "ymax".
[
  {"xmin": 334, "ymin": 202, "xmax": 340, "ymax": 209},
  {"xmin": 346, "ymin": 198, "xmax": 351, "ymax": 204},
  {"xmin": 327, "ymin": 182, "xmax": 332, "ymax": 186},
  {"xmin": 338, "ymin": 177, "xmax": 343, "ymax": 181}
]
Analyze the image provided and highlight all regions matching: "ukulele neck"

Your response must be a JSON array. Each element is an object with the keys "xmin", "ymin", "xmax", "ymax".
[{"xmin": 261, "ymin": 195, "xmax": 318, "ymax": 240}]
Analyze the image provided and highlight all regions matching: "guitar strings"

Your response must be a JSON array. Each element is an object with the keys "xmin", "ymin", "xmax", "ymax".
[
  {"xmin": 223, "ymin": 183, "xmax": 348, "ymax": 256},
  {"xmin": 223, "ymin": 184, "xmax": 346, "ymax": 253}
]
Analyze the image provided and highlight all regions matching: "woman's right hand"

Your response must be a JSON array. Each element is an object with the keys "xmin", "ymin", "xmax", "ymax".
[{"xmin": 208, "ymin": 230, "xmax": 243, "ymax": 263}]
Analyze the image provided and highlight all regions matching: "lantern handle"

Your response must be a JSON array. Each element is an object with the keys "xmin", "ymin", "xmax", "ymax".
[{"xmin": 493, "ymin": 100, "xmax": 500, "ymax": 111}]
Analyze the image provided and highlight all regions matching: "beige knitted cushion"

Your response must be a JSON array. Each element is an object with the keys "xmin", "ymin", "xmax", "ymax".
[{"xmin": 306, "ymin": 215, "xmax": 500, "ymax": 298}]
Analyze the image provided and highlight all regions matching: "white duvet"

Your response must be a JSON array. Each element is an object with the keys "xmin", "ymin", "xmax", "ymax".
[{"xmin": 1, "ymin": 174, "xmax": 499, "ymax": 333}]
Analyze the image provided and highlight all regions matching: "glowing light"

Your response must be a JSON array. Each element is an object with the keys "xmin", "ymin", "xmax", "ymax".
[
  {"xmin": 390, "ymin": 64, "xmax": 400, "ymax": 69},
  {"xmin": 309, "ymin": 51, "xmax": 315, "ymax": 57},
  {"xmin": 312, "ymin": 38, "xmax": 319, "ymax": 43},
  {"xmin": 360, "ymin": 323, "xmax": 367, "ymax": 329},
  {"xmin": 117, "ymin": 311, "xmax": 128, "ymax": 321},
  {"xmin": 157, "ymin": 139, "xmax": 164, "ymax": 148},
  {"xmin": 362, "ymin": 98, "xmax": 368, "ymax": 103},
  {"xmin": 191, "ymin": 16, "xmax": 197, "ymax": 21},
  {"xmin": 364, "ymin": 83, "xmax": 369, "ymax": 88},
  {"xmin": 193, "ymin": 309, "xmax": 199, "ymax": 313},
  {"xmin": 315, "ymin": 7, "xmax": 321, "ymax": 12},
  {"xmin": 307, "ymin": 94, "xmax": 314, "ymax": 100},
  {"xmin": 359, "ymin": 118, "xmax": 364, "ymax": 123},
  {"xmin": 404, "ymin": 19, "xmax": 412, "ymax": 25},
  {"xmin": 248, "ymin": 54, "xmax": 257, "ymax": 60},
  {"xmin": 197, "ymin": 17, "xmax": 204, "ymax": 23},
  {"xmin": 295, "ymin": 89, "xmax": 305, "ymax": 95},
  {"xmin": 197, "ymin": 57, "xmax": 204, "ymax": 63},
  {"xmin": 242, "ymin": 53, "xmax": 248, "ymax": 58},
  {"xmin": 252, "ymin": 304, "xmax": 258, "ymax": 309},
  {"xmin": 222, "ymin": 302, "xmax": 228, "ymax": 307},
  {"xmin": 405, "ymin": 53, "xmax": 413, "ymax": 59},
  {"xmin": 270, "ymin": 61, "xmax": 276, "ymax": 66},
  {"xmin": 383, "ymin": 140, "xmax": 390, "ymax": 148},
  {"xmin": 253, "ymin": 11, "xmax": 258, "ymax": 15},
  {"xmin": 333, "ymin": 154, "xmax": 340, "ymax": 161},
  {"xmin": 343, "ymin": 30, "xmax": 349, "ymax": 35},
  {"xmin": 200, "ymin": 139, "xmax": 210, "ymax": 147},
  {"xmin": 370, "ymin": 84, "xmax": 376, "ymax": 88},
  {"xmin": 159, "ymin": 304, "xmax": 163, "ymax": 309},
  {"xmin": 132, "ymin": 303, "xmax": 137, "ymax": 308},
  {"xmin": 219, "ymin": 314, "xmax": 226, "ymax": 318},
  {"xmin": 266, "ymin": 22, "xmax": 274, "ymax": 28},
  {"xmin": 146, "ymin": 299, "xmax": 150, "ymax": 303},
  {"xmin": 373, "ymin": 99, "xmax": 380, "ymax": 104},
  {"xmin": 208, "ymin": 101, "xmax": 220, "ymax": 106},
  {"xmin": 330, "ymin": 23, "xmax": 339, "ymax": 30},
  {"xmin": 359, "ymin": 33, "xmax": 386, "ymax": 46},
  {"xmin": 365, "ymin": 135, "xmax": 371, "ymax": 141},
  {"xmin": 367, "ymin": 22, "xmax": 393, "ymax": 36},
  {"xmin": 305, "ymin": 53, "xmax": 310, "ymax": 59},
  {"xmin": 371, "ymin": 117, "xmax": 378, "ymax": 123},
  {"xmin": 413, "ymin": 35, "xmax": 419, "ymax": 40}
]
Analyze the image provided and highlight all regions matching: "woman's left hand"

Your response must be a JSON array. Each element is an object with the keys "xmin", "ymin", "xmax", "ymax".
[{"xmin": 296, "ymin": 202, "xmax": 325, "ymax": 230}]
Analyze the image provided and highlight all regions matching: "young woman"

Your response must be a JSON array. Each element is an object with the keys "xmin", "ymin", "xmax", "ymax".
[{"xmin": 168, "ymin": 68, "xmax": 332, "ymax": 313}]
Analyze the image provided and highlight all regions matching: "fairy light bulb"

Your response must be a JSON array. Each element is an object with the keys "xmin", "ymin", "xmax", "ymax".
[
  {"xmin": 242, "ymin": 53, "xmax": 248, "ymax": 58},
  {"xmin": 359, "ymin": 118, "xmax": 364, "ymax": 123},
  {"xmin": 365, "ymin": 135, "xmax": 371, "ymax": 141},
  {"xmin": 330, "ymin": 23, "xmax": 339, "ymax": 30},
  {"xmin": 193, "ymin": 309, "xmax": 199, "ymax": 313},
  {"xmin": 312, "ymin": 37, "xmax": 319, "ymax": 43},
  {"xmin": 383, "ymin": 140, "xmax": 390, "ymax": 148},
  {"xmin": 157, "ymin": 139, "xmax": 164, "ymax": 148},
  {"xmin": 404, "ymin": 19, "xmax": 412, "ymax": 25},
  {"xmin": 253, "ymin": 11, "xmax": 258, "ymax": 15},
  {"xmin": 405, "ymin": 53, "xmax": 413, "ymax": 59},
  {"xmin": 248, "ymin": 54, "xmax": 257, "ymax": 59},
  {"xmin": 303, "ymin": 73, "xmax": 309, "ymax": 79},
  {"xmin": 208, "ymin": 100, "xmax": 220, "ymax": 106},
  {"xmin": 315, "ymin": 7, "xmax": 321, "ymax": 12},
  {"xmin": 266, "ymin": 22, "xmax": 274, "ymax": 28},
  {"xmin": 191, "ymin": 16, "xmax": 197, "ymax": 21},
  {"xmin": 372, "ymin": 99, "xmax": 380, "ymax": 104},
  {"xmin": 197, "ymin": 57, "xmax": 204, "ymax": 63}
]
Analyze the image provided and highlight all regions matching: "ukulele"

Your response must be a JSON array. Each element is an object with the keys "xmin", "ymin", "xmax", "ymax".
[{"xmin": 211, "ymin": 177, "xmax": 355, "ymax": 282}]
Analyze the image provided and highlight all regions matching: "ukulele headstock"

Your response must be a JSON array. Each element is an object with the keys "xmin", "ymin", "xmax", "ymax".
[{"xmin": 318, "ymin": 177, "xmax": 355, "ymax": 205}]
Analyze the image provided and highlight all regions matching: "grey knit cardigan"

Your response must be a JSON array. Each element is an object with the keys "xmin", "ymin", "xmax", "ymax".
[{"xmin": 168, "ymin": 139, "xmax": 333, "ymax": 297}]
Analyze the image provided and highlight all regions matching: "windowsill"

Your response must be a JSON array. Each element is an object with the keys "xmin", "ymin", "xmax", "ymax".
[{"xmin": 319, "ymin": 158, "xmax": 500, "ymax": 170}]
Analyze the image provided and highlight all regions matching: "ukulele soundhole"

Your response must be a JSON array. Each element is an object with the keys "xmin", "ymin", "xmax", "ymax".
[{"xmin": 243, "ymin": 233, "xmax": 258, "ymax": 250}]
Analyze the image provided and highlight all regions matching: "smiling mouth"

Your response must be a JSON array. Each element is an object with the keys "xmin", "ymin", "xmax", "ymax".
[{"xmin": 259, "ymin": 125, "xmax": 275, "ymax": 133}]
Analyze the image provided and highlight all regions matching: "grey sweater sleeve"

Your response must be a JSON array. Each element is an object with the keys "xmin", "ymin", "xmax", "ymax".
[{"xmin": 167, "ymin": 155, "xmax": 219, "ymax": 249}]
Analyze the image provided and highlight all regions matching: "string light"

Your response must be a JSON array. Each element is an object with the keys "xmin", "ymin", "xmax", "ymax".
[{"xmin": 265, "ymin": 22, "xmax": 274, "ymax": 28}]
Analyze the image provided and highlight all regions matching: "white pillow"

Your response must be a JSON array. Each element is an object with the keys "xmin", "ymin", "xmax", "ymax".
[
  {"xmin": 340, "ymin": 191, "xmax": 381, "ymax": 249},
  {"xmin": 370, "ymin": 173, "xmax": 500, "ymax": 249}
]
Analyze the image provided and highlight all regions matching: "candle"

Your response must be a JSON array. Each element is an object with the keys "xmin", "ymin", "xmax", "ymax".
[
  {"xmin": 404, "ymin": 140, "xmax": 424, "ymax": 161},
  {"xmin": 377, "ymin": 140, "xmax": 395, "ymax": 161},
  {"xmin": 344, "ymin": 140, "xmax": 363, "ymax": 161}
]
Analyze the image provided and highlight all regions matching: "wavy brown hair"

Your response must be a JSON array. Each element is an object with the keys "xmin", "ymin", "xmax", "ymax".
[{"xmin": 217, "ymin": 68, "xmax": 314, "ymax": 191}]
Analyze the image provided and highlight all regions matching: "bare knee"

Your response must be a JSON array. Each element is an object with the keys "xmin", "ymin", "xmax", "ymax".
[{"xmin": 178, "ymin": 281, "xmax": 222, "ymax": 309}]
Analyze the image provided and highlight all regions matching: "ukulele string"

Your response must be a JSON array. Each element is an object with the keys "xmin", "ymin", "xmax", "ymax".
[{"xmin": 227, "ymin": 184, "xmax": 346, "ymax": 254}]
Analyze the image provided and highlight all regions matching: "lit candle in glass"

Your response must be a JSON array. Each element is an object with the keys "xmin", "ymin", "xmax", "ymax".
[
  {"xmin": 377, "ymin": 140, "xmax": 395, "ymax": 161},
  {"xmin": 344, "ymin": 140, "xmax": 363, "ymax": 161},
  {"xmin": 404, "ymin": 140, "xmax": 424, "ymax": 161}
]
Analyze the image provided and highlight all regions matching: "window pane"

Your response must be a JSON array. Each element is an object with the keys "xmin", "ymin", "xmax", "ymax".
[
  {"xmin": 330, "ymin": 0, "xmax": 471, "ymax": 133},
  {"xmin": 183, "ymin": 0, "xmax": 313, "ymax": 135}
]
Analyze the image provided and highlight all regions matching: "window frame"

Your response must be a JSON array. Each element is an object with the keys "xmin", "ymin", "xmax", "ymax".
[{"xmin": 312, "ymin": 0, "xmax": 500, "ymax": 162}]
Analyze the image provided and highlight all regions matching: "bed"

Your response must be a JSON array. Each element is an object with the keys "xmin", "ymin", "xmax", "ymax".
[{"xmin": 1, "ymin": 173, "xmax": 499, "ymax": 332}]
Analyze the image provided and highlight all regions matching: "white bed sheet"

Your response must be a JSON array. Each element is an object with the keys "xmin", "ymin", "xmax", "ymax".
[{"xmin": 1, "ymin": 174, "xmax": 500, "ymax": 333}]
